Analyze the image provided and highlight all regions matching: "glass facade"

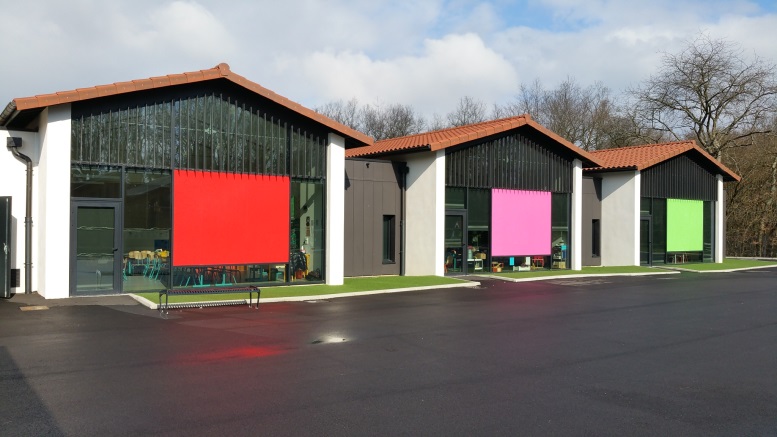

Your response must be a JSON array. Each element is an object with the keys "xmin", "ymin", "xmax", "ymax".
[
  {"xmin": 641, "ymin": 196, "xmax": 714, "ymax": 264},
  {"xmin": 70, "ymin": 91, "xmax": 330, "ymax": 293},
  {"xmin": 290, "ymin": 180, "xmax": 325, "ymax": 282},
  {"xmin": 123, "ymin": 170, "xmax": 171, "ymax": 292},
  {"xmin": 445, "ymin": 185, "xmax": 571, "ymax": 273},
  {"xmin": 551, "ymin": 193, "xmax": 570, "ymax": 269}
]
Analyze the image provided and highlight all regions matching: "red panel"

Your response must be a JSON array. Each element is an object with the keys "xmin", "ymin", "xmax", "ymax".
[{"xmin": 173, "ymin": 170, "xmax": 290, "ymax": 266}]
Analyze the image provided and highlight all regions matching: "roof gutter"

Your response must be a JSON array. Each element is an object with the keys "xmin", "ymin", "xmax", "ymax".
[
  {"xmin": 6, "ymin": 137, "xmax": 33, "ymax": 294},
  {"xmin": 0, "ymin": 101, "xmax": 18, "ymax": 127}
]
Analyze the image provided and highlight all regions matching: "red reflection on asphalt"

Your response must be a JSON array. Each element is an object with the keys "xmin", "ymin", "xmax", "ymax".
[{"xmin": 176, "ymin": 346, "xmax": 283, "ymax": 365}]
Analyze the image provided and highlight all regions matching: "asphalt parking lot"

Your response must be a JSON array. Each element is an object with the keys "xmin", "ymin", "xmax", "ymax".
[{"xmin": 1, "ymin": 269, "xmax": 776, "ymax": 436}]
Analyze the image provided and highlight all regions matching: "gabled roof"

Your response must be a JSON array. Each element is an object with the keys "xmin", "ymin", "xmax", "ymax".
[
  {"xmin": 345, "ymin": 114, "xmax": 602, "ymax": 166},
  {"xmin": 0, "ymin": 63, "xmax": 373, "ymax": 146},
  {"xmin": 586, "ymin": 140, "xmax": 740, "ymax": 182}
]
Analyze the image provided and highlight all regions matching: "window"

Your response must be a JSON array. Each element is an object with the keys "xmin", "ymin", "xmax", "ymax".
[
  {"xmin": 592, "ymin": 219, "xmax": 600, "ymax": 257},
  {"xmin": 383, "ymin": 215, "xmax": 395, "ymax": 263}
]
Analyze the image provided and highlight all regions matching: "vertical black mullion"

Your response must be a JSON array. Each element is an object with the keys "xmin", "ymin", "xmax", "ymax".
[
  {"xmin": 134, "ymin": 106, "xmax": 139, "ymax": 166},
  {"xmin": 272, "ymin": 114, "xmax": 277, "ymax": 175},
  {"xmin": 191, "ymin": 97, "xmax": 196, "ymax": 170},
  {"xmin": 185, "ymin": 98, "xmax": 191, "ymax": 169},
  {"xmin": 170, "ymin": 101, "xmax": 175, "ymax": 170},
  {"xmin": 288, "ymin": 122, "xmax": 292, "ymax": 178},
  {"xmin": 254, "ymin": 110, "xmax": 260, "ymax": 174},
  {"xmin": 209, "ymin": 94, "xmax": 215, "ymax": 172},
  {"xmin": 108, "ymin": 109, "xmax": 113, "ymax": 165},
  {"xmin": 262, "ymin": 113, "xmax": 267, "ymax": 174},
  {"xmin": 151, "ymin": 103, "xmax": 157, "ymax": 168},
  {"xmin": 286, "ymin": 124, "xmax": 291, "ymax": 177}
]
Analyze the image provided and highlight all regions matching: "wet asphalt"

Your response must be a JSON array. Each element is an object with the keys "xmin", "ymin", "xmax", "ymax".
[{"xmin": 1, "ymin": 270, "xmax": 776, "ymax": 436}]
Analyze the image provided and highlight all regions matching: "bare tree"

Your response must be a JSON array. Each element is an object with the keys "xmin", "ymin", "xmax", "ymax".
[
  {"xmin": 316, "ymin": 99, "xmax": 427, "ymax": 140},
  {"xmin": 360, "ymin": 102, "xmax": 426, "ymax": 140},
  {"xmin": 447, "ymin": 96, "xmax": 487, "ymax": 127},
  {"xmin": 498, "ymin": 77, "xmax": 628, "ymax": 150},
  {"xmin": 427, "ymin": 113, "xmax": 448, "ymax": 131},
  {"xmin": 629, "ymin": 34, "xmax": 777, "ymax": 160},
  {"xmin": 316, "ymin": 98, "xmax": 361, "ymax": 130}
]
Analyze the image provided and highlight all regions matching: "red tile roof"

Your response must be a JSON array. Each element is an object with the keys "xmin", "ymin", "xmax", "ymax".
[
  {"xmin": 345, "ymin": 114, "xmax": 601, "ymax": 165},
  {"xmin": 587, "ymin": 140, "xmax": 740, "ymax": 181},
  {"xmin": 1, "ymin": 63, "xmax": 373, "ymax": 146}
]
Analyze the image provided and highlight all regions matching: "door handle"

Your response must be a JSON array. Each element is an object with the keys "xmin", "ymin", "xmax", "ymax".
[
  {"xmin": 113, "ymin": 248, "xmax": 119, "ymax": 253},
  {"xmin": 3, "ymin": 243, "xmax": 6, "ymax": 255}
]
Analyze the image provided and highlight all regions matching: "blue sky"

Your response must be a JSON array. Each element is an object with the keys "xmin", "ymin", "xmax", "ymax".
[{"xmin": 0, "ymin": 0, "xmax": 775, "ymax": 119}]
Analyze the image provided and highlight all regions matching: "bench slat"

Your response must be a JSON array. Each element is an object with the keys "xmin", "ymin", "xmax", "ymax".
[{"xmin": 158, "ymin": 286, "xmax": 260, "ymax": 314}]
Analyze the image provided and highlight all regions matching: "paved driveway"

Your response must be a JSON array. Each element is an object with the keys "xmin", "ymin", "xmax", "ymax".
[{"xmin": 1, "ymin": 270, "xmax": 776, "ymax": 436}]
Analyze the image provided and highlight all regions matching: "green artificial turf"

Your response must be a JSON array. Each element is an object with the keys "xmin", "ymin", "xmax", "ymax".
[
  {"xmin": 134, "ymin": 275, "xmax": 470, "ymax": 304},
  {"xmin": 491, "ymin": 265, "xmax": 660, "ymax": 278},
  {"xmin": 674, "ymin": 258, "xmax": 777, "ymax": 271}
]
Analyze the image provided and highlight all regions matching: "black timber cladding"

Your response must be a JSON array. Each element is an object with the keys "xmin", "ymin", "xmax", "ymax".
[
  {"xmin": 445, "ymin": 129, "xmax": 573, "ymax": 193},
  {"xmin": 344, "ymin": 159, "xmax": 403, "ymax": 277},
  {"xmin": 641, "ymin": 154, "xmax": 717, "ymax": 201}
]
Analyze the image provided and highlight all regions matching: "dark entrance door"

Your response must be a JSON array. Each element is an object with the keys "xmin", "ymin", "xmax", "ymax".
[
  {"xmin": 445, "ymin": 211, "xmax": 467, "ymax": 274},
  {"xmin": 640, "ymin": 216, "xmax": 652, "ymax": 266},
  {"xmin": 1, "ymin": 197, "xmax": 10, "ymax": 298},
  {"xmin": 70, "ymin": 200, "xmax": 122, "ymax": 296}
]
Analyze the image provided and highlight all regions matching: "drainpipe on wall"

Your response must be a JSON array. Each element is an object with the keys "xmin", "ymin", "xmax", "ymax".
[
  {"xmin": 400, "ymin": 163, "xmax": 408, "ymax": 276},
  {"xmin": 7, "ymin": 137, "xmax": 33, "ymax": 294}
]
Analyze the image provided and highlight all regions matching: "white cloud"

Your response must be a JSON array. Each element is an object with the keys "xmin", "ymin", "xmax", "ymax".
[
  {"xmin": 0, "ymin": 0, "xmax": 775, "ymax": 121},
  {"xmin": 274, "ymin": 33, "xmax": 518, "ymax": 116},
  {"xmin": 120, "ymin": 1, "xmax": 237, "ymax": 59}
]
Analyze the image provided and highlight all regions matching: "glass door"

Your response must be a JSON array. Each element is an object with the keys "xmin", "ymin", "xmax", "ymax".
[
  {"xmin": 70, "ymin": 200, "xmax": 122, "ymax": 295},
  {"xmin": 445, "ymin": 212, "xmax": 466, "ymax": 274},
  {"xmin": 640, "ymin": 217, "xmax": 652, "ymax": 266}
]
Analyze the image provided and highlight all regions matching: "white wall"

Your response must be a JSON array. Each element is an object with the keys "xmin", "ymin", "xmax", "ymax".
[
  {"xmin": 36, "ymin": 105, "xmax": 72, "ymax": 298},
  {"xmin": 401, "ymin": 150, "xmax": 445, "ymax": 276},
  {"xmin": 0, "ymin": 129, "xmax": 39, "ymax": 293},
  {"xmin": 715, "ymin": 175, "xmax": 724, "ymax": 263},
  {"xmin": 571, "ymin": 159, "xmax": 583, "ymax": 270},
  {"xmin": 326, "ymin": 133, "xmax": 345, "ymax": 285},
  {"xmin": 600, "ymin": 171, "xmax": 640, "ymax": 266}
]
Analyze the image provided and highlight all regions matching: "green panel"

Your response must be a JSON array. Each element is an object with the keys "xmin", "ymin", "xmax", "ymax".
[{"xmin": 666, "ymin": 199, "xmax": 703, "ymax": 251}]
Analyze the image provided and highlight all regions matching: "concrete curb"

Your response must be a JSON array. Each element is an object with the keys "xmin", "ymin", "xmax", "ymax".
[
  {"xmin": 656, "ymin": 264, "xmax": 777, "ymax": 273},
  {"xmin": 129, "ymin": 280, "xmax": 481, "ymax": 310},
  {"xmin": 475, "ymin": 271, "xmax": 680, "ymax": 283},
  {"xmin": 128, "ymin": 293, "xmax": 159, "ymax": 309}
]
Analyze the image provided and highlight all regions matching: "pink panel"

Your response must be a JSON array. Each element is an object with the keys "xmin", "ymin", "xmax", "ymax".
[{"xmin": 491, "ymin": 189, "xmax": 551, "ymax": 256}]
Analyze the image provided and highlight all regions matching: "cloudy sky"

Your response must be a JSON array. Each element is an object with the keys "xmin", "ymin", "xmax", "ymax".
[{"xmin": 1, "ymin": 0, "xmax": 776, "ymax": 118}]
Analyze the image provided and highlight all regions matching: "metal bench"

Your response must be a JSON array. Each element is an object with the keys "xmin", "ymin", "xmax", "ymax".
[{"xmin": 158, "ymin": 286, "xmax": 260, "ymax": 314}]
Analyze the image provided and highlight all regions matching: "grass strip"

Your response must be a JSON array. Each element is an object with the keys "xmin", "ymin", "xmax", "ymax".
[
  {"xmin": 674, "ymin": 258, "xmax": 777, "ymax": 271},
  {"xmin": 134, "ymin": 275, "xmax": 470, "ymax": 304}
]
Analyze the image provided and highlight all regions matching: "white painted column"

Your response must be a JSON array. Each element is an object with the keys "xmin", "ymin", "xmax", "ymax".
[
  {"xmin": 600, "ymin": 171, "xmax": 640, "ymax": 266},
  {"xmin": 632, "ymin": 172, "xmax": 641, "ymax": 266},
  {"xmin": 715, "ymin": 175, "xmax": 724, "ymax": 263},
  {"xmin": 402, "ymin": 150, "xmax": 445, "ymax": 276},
  {"xmin": 37, "ymin": 105, "xmax": 72, "ymax": 298},
  {"xmin": 325, "ymin": 133, "xmax": 345, "ymax": 285},
  {"xmin": 433, "ymin": 150, "xmax": 445, "ymax": 276},
  {"xmin": 571, "ymin": 159, "xmax": 583, "ymax": 270}
]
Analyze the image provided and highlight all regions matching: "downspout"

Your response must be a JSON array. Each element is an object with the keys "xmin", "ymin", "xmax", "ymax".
[
  {"xmin": 400, "ymin": 163, "xmax": 408, "ymax": 276},
  {"xmin": 7, "ymin": 137, "xmax": 33, "ymax": 294}
]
